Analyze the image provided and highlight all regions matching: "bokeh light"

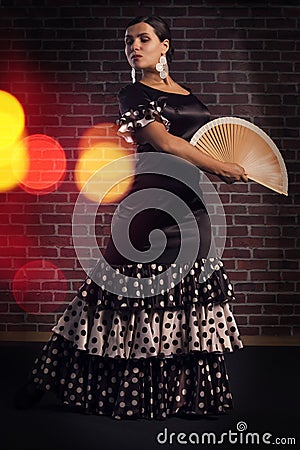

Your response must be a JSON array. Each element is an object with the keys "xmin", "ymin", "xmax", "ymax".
[
  {"xmin": 0, "ymin": 90, "xmax": 25, "ymax": 151},
  {"xmin": 75, "ymin": 141, "xmax": 135, "ymax": 203},
  {"xmin": 0, "ymin": 138, "xmax": 29, "ymax": 191},
  {"xmin": 19, "ymin": 134, "xmax": 67, "ymax": 193},
  {"xmin": 12, "ymin": 260, "xmax": 67, "ymax": 314},
  {"xmin": 0, "ymin": 91, "xmax": 28, "ymax": 191},
  {"xmin": 78, "ymin": 122, "xmax": 122, "ymax": 157}
]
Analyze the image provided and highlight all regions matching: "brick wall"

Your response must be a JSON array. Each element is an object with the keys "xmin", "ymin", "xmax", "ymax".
[{"xmin": 0, "ymin": 0, "xmax": 299, "ymax": 338}]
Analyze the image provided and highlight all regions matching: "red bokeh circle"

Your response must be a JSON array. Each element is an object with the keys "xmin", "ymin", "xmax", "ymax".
[
  {"xmin": 19, "ymin": 134, "xmax": 66, "ymax": 193},
  {"xmin": 12, "ymin": 260, "xmax": 67, "ymax": 314}
]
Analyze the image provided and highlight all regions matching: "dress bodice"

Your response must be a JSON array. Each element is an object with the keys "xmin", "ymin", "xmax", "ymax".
[{"xmin": 118, "ymin": 81, "xmax": 210, "ymax": 152}]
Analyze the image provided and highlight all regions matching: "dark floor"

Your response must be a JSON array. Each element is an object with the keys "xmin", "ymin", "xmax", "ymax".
[{"xmin": 0, "ymin": 342, "xmax": 299, "ymax": 450}]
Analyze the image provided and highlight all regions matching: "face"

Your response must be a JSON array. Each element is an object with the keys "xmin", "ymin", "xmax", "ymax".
[{"xmin": 124, "ymin": 22, "xmax": 169, "ymax": 72}]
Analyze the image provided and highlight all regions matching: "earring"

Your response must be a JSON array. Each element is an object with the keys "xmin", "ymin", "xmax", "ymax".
[
  {"xmin": 131, "ymin": 67, "xmax": 136, "ymax": 83},
  {"xmin": 156, "ymin": 55, "xmax": 168, "ymax": 79}
]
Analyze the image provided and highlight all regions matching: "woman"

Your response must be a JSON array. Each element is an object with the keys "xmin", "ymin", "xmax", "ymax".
[{"xmin": 15, "ymin": 16, "xmax": 247, "ymax": 420}]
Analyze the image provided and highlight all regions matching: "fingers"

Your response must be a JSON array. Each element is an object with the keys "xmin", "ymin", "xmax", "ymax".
[
  {"xmin": 219, "ymin": 173, "xmax": 248, "ymax": 184},
  {"xmin": 227, "ymin": 175, "xmax": 248, "ymax": 184}
]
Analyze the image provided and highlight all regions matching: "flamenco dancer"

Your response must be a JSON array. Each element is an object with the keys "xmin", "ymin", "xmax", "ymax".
[{"xmin": 14, "ymin": 16, "xmax": 248, "ymax": 420}]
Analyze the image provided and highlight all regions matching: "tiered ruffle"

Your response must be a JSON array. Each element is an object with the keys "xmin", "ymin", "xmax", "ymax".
[
  {"xmin": 28, "ymin": 333, "xmax": 233, "ymax": 420},
  {"xmin": 26, "ymin": 257, "xmax": 243, "ymax": 420}
]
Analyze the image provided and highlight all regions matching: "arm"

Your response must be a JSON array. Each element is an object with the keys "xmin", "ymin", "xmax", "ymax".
[{"xmin": 135, "ymin": 120, "xmax": 248, "ymax": 184}]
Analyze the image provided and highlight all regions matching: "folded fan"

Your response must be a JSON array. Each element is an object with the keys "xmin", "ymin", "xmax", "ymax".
[{"xmin": 190, "ymin": 117, "xmax": 288, "ymax": 196}]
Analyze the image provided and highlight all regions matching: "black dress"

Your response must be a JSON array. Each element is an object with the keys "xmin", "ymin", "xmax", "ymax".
[{"xmin": 25, "ymin": 81, "xmax": 243, "ymax": 420}]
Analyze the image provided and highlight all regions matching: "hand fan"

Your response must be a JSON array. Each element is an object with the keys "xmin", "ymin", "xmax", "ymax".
[{"xmin": 190, "ymin": 117, "xmax": 288, "ymax": 196}]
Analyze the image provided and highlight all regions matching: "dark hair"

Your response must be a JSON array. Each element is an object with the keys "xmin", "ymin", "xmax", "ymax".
[{"xmin": 125, "ymin": 16, "xmax": 174, "ymax": 64}]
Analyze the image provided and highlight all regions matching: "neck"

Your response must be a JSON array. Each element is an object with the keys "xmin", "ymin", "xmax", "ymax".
[{"xmin": 141, "ymin": 69, "xmax": 173, "ymax": 86}]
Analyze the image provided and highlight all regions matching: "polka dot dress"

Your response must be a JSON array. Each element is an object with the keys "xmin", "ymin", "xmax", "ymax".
[{"xmin": 26, "ymin": 257, "xmax": 244, "ymax": 420}]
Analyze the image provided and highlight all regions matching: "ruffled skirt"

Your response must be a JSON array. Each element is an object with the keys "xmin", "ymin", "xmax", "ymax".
[{"xmin": 26, "ymin": 257, "xmax": 243, "ymax": 420}]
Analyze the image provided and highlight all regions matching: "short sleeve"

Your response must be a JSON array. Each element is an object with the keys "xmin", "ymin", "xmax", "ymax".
[{"xmin": 116, "ymin": 84, "xmax": 170, "ymax": 144}]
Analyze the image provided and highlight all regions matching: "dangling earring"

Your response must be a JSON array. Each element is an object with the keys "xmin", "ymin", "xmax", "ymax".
[
  {"xmin": 131, "ymin": 67, "xmax": 136, "ymax": 84},
  {"xmin": 156, "ymin": 55, "xmax": 168, "ymax": 79}
]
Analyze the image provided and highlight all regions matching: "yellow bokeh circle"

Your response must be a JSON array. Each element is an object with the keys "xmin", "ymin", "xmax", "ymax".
[
  {"xmin": 0, "ymin": 90, "xmax": 25, "ymax": 150},
  {"xmin": 75, "ymin": 142, "xmax": 135, "ymax": 203}
]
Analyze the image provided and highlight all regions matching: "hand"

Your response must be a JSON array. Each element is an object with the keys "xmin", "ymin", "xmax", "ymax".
[{"xmin": 218, "ymin": 162, "xmax": 248, "ymax": 184}]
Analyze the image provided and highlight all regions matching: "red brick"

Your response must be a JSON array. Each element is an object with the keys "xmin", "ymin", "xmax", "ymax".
[
  {"xmin": 249, "ymin": 315, "xmax": 279, "ymax": 325},
  {"xmin": 261, "ymin": 327, "xmax": 292, "ymax": 336},
  {"xmin": 26, "ymin": 314, "xmax": 56, "ymax": 324},
  {"xmin": 233, "ymin": 305, "xmax": 262, "ymax": 315},
  {"xmin": 232, "ymin": 237, "xmax": 264, "ymax": 248},
  {"xmin": 238, "ymin": 260, "xmax": 268, "ymax": 270},
  {"xmin": 202, "ymin": 61, "xmax": 231, "ymax": 71},
  {"xmin": 253, "ymin": 249, "xmax": 284, "ymax": 259},
  {"xmin": 265, "ymin": 282, "xmax": 295, "ymax": 292},
  {"xmin": 238, "ymin": 326, "xmax": 260, "ymax": 336},
  {"xmin": 0, "ymin": 303, "xmax": 8, "ymax": 313},
  {"xmin": 277, "ymin": 294, "xmax": 300, "ymax": 303},
  {"xmin": 246, "ymin": 294, "xmax": 275, "ymax": 303},
  {"xmin": 230, "ymin": 315, "xmax": 247, "ymax": 324},
  {"xmin": 280, "ymin": 316, "xmax": 300, "ymax": 325},
  {"xmin": 0, "ymin": 314, "xmax": 25, "ymax": 323}
]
